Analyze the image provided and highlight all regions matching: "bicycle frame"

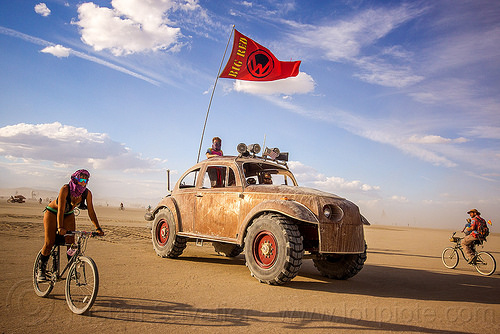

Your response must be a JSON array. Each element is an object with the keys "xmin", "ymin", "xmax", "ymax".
[
  {"xmin": 450, "ymin": 238, "xmax": 467, "ymax": 260},
  {"xmin": 34, "ymin": 230, "xmax": 100, "ymax": 314},
  {"xmin": 47, "ymin": 231, "xmax": 94, "ymax": 282},
  {"xmin": 449, "ymin": 233, "xmax": 482, "ymax": 261}
]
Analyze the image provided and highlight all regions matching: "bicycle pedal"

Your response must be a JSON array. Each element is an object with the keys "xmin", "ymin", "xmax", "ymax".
[{"xmin": 36, "ymin": 276, "xmax": 49, "ymax": 283}]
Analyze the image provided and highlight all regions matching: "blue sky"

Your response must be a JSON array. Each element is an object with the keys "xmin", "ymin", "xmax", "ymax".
[{"xmin": 1, "ymin": 0, "xmax": 499, "ymax": 228}]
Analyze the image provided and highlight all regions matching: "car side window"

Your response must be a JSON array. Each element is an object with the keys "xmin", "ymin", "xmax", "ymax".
[
  {"xmin": 180, "ymin": 169, "xmax": 199, "ymax": 188},
  {"xmin": 227, "ymin": 168, "xmax": 236, "ymax": 186},
  {"xmin": 203, "ymin": 166, "xmax": 227, "ymax": 188}
]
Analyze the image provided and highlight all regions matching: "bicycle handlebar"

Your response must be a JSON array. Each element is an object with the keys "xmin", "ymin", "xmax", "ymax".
[{"xmin": 65, "ymin": 231, "xmax": 99, "ymax": 237}]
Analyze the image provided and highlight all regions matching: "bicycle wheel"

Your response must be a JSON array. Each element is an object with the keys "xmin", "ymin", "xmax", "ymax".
[
  {"xmin": 33, "ymin": 251, "xmax": 55, "ymax": 297},
  {"xmin": 441, "ymin": 247, "xmax": 459, "ymax": 269},
  {"xmin": 65, "ymin": 256, "xmax": 99, "ymax": 314},
  {"xmin": 474, "ymin": 252, "xmax": 496, "ymax": 276}
]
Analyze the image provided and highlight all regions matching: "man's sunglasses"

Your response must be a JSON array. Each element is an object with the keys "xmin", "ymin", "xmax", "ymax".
[{"xmin": 78, "ymin": 178, "xmax": 88, "ymax": 183}]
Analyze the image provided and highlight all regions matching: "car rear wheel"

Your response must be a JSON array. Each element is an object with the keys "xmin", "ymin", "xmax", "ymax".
[
  {"xmin": 244, "ymin": 213, "xmax": 303, "ymax": 285},
  {"xmin": 312, "ymin": 243, "xmax": 367, "ymax": 280},
  {"xmin": 152, "ymin": 209, "xmax": 187, "ymax": 258}
]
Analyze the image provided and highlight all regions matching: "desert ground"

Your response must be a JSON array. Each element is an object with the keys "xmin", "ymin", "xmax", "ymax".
[{"xmin": 0, "ymin": 200, "xmax": 498, "ymax": 334}]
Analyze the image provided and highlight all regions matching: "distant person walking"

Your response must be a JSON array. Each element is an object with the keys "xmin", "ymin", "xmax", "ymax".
[
  {"xmin": 37, "ymin": 169, "xmax": 104, "ymax": 282},
  {"xmin": 206, "ymin": 136, "xmax": 223, "ymax": 158}
]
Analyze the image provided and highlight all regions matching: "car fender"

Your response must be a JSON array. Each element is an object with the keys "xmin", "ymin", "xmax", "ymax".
[
  {"xmin": 237, "ymin": 199, "xmax": 319, "ymax": 244},
  {"xmin": 147, "ymin": 196, "xmax": 181, "ymax": 231}
]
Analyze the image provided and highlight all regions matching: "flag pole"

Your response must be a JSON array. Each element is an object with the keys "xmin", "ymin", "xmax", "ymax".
[{"xmin": 196, "ymin": 25, "xmax": 235, "ymax": 163}]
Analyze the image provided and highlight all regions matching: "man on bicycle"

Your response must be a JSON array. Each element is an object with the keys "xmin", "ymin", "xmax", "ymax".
[{"xmin": 461, "ymin": 209, "xmax": 485, "ymax": 263}]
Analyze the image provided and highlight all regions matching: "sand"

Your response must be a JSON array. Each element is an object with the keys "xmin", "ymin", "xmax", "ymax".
[{"xmin": 0, "ymin": 200, "xmax": 498, "ymax": 333}]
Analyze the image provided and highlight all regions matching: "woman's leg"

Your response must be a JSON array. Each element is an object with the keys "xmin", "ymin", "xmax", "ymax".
[
  {"xmin": 63, "ymin": 213, "xmax": 76, "ymax": 245},
  {"xmin": 41, "ymin": 211, "xmax": 56, "ymax": 256}
]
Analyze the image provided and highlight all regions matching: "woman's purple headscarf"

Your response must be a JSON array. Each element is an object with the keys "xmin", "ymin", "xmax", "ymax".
[{"xmin": 69, "ymin": 169, "xmax": 90, "ymax": 197}]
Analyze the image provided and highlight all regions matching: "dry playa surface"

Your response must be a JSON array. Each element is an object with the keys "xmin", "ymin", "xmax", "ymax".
[{"xmin": 0, "ymin": 201, "xmax": 499, "ymax": 333}]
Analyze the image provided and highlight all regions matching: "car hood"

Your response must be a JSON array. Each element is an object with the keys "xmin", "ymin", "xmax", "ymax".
[{"xmin": 244, "ymin": 185, "xmax": 345, "ymax": 200}]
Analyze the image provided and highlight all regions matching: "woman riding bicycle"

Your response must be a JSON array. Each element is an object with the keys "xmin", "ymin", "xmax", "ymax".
[{"xmin": 37, "ymin": 169, "xmax": 104, "ymax": 282}]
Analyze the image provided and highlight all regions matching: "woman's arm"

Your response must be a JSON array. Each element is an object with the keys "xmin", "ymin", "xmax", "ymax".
[
  {"xmin": 86, "ymin": 190, "xmax": 104, "ymax": 236},
  {"xmin": 57, "ymin": 185, "xmax": 69, "ymax": 235}
]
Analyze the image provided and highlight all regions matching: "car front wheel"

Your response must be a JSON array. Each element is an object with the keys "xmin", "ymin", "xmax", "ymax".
[
  {"xmin": 244, "ymin": 213, "xmax": 303, "ymax": 285},
  {"xmin": 152, "ymin": 209, "xmax": 187, "ymax": 258},
  {"xmin": 312, "ymin": 243, "xmax": 367, "ymax": 280}
]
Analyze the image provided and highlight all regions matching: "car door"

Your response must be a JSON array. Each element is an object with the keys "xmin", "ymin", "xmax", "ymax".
[
  {"xmin": 173, "ymin": 168, "xmax": 200, "ymax": 233},
  {"xmin": 194, "ymin": 165, "xmax": 242, "ymax": 240}
]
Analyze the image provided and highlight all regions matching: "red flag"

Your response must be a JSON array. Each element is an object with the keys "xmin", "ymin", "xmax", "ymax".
[{"xmin": 219, "ymin": 30, "xmax": 301, "ymax": 81}]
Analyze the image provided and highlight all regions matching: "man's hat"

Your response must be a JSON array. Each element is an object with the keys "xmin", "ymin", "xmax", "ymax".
[{"xmin": 467, "ymin": 209, "xmax": 481, "ymax": 215}]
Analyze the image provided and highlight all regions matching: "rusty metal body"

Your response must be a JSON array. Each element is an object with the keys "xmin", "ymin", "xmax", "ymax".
[{"xmin": 149, "ymin": 155, "xmax": 366, "ymax": 254}]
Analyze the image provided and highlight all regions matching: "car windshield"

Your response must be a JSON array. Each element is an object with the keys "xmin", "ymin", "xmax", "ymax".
[{"xmin": 242, "ymin": 162, "xmax": 297, "ymax": 186}]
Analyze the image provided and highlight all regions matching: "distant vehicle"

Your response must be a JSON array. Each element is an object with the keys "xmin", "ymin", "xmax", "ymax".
[
  {"xmin": 146, "ymin": 144, "xmax": 369, "ymax": 285},
  {"xmin": 7, "ymin": 195, "xmax": 26, "ymax": 203}
]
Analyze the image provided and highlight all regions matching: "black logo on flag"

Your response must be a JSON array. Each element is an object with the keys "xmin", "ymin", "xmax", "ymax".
[{"xmin": 247, "ymin": 49, "xmax": 274, "ymax": 79}]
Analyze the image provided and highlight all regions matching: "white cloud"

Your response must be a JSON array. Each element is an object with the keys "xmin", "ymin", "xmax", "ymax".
[
  {"xmin": 0, "ymin": 122, "xmax": 166, "ymax": 171},
  {"xmin": 290, "ymin": 5, "xmax": 424, "ymax": 61},
  {"xmin": 40, "ymin": 44, "xmax": 71, "ymax": 58},
  {"xmin": 74, "ymin": 0, "xmax": 192, "ymax": 56},
  {"xmin": 408, "ymin": 135, "xmax": 469, "ymax": 144},
  {"xmin": 0, "ymin": 121, "xmax": 170, "ymax": 204},
  {"xmin": 462, "ymin": 126, "xmax": 500, "ymax": 140},
  {"xmin": 353, "ymin": 57, "xmax": 424, "ymax": 88},
  {"xmin": 286, "ymin": 4, "xmax": 426, "ymax": 88},
  {"xmin": 0, "ymin": 26, "xmax": 160, "ymax": 85},
  {"xmin": 288, "ymin": 161, "xmax": 380, "ymax": 195},
  {"xmin": 34, "ymin": 3, "xmax": 51, "ymax": 17},
  {"xmin": 259, "ymin": 100, "xmax": 467, "ymax": 168},
  {"xmin": 233, "ymin": 72, "xmax": 315, "ymax": 96},
  {"xmin": 390, "ymin": 195, "xmax": 408, "ymax": 203}
]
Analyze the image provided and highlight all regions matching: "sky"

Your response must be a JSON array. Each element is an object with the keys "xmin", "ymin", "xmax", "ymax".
[{"xmin": 1, "ymin": 0, "xmax": 499, "ymax": 229}]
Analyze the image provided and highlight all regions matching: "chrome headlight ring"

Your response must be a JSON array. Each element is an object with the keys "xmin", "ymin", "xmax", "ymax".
[{"xmin": 323, "ymin": 204, "xmax": 344, "ymax": 222}]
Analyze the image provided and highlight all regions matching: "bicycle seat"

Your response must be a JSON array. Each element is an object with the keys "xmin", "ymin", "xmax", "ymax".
[{"xmin": 473, "ymin": 239, "xmax": 484, "ymax": 246}]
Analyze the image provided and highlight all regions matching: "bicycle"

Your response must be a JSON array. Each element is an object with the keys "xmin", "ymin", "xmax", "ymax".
[
  {"xmin": 441, "ymin": 232, "xmax": 496, "ymax": 276},
  {"xmin": 33, "ymin": 231, "xmax": 99, "ymax": 314}
]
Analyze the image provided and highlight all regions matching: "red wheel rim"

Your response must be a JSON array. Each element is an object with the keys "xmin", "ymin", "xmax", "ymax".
[
  {"xmin": 253, "ymin": 231, "xmax": 277, "ymax": 269},
  {"xmin": 156, "ymin": 219, "xmax": 169, "ymax": 246}
]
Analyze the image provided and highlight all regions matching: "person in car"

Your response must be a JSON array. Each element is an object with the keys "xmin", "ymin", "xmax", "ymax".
[
  {"xmin": 262, "ymin": 173, "xmax": 273, "ymax": 184},
  {"xmin": 206, "ymin": 137, "xmax": 223, "ymax": 158}
]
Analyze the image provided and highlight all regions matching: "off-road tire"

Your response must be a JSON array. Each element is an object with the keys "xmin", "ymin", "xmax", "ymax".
[
  {"xmin": 213, "ymin": 242, "xmax": 244, "ymax": 257},
  {"xmin": 244, "ymin": 213, "xmax": 303, "ymax": 285},
  {"xmin": 313, "ymin": 243, "xmax": 367, "ymax": 280},
  {"xmin": 152, "ymin": 209, "xmax": 187, "ymax": 258}
]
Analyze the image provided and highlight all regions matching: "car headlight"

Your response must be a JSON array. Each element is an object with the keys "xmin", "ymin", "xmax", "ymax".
[
  {"xmin": 323, "ymin": 206, "xmax": 332, "ymax": 219},
  {"xmin": 323, "ymin": 204, "xmax": 343, "ymax": 222}
]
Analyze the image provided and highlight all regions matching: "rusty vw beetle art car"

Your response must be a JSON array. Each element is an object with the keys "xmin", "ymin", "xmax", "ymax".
[{"xmin": 146, "ymin": 144, "xmax": 368, "ymax": 285}]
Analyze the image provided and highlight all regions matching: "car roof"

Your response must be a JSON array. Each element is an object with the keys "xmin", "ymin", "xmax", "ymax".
[{"xmin": 200, "ymin": 155, "xmax": 289, "ymax": 169}]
